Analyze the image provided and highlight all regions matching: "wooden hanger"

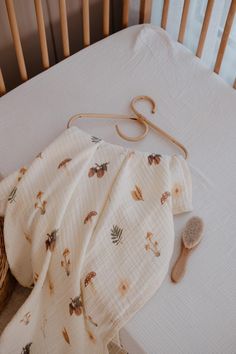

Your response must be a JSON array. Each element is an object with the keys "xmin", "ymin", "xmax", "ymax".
[{"xmin": 67, "ymin": 95, "xmax": 188, "ymax": 159}]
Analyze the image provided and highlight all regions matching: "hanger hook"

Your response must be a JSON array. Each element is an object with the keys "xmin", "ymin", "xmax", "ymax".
[{"xmin": 115, "ymin": 95, "xmax": 156, "ymax": 142}]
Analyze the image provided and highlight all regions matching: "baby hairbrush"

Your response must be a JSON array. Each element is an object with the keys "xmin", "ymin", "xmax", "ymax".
[{"xmin": 171, "ymin": 216, "xmax": 204, "ymax": 283}]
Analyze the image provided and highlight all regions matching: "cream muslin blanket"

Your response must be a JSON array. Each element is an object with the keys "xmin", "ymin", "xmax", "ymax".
[{"xmin": 0, "ymin": 126, "xmax": 192, "ymax": 353}]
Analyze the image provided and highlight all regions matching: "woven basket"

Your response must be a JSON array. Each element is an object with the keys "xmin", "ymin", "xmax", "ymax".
[{"xmin": 0, "ymin": 216, "xmax": 16, "ymax": 313}]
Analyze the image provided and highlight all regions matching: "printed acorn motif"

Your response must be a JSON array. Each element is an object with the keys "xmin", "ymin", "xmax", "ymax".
[
  {"xmin": 34, "ymin": 191, "xmax": 47, "ymax": 215},
  {"xmin": 160, "ymin": 191, "xmax": 171, "ymax": 205},
  {"xmin": 84, "ymin": 271, "xmax": 97, "ymax": 294},
  {"xmin": 88, "ymin": 162, "xmax": 109, "ymax": 178},
  {"xmin": 148, "ymin": 154, "xmax": 162, "ymax": 165},
  {"xmin": 61, "ymin": 248, "xmax": 71, "ymax": 276},
  {"xmin": 69, "ymin": 295, "xmax": 83, "ymax": 316},
  {"xmin": 131, "ymin": 185, "xmax": 144, "ymax": 201},
  {"xmin": 21, "ymin": 343, "xmax": 32, "ymax": 354},
  {"xmin": 84, "ymin": 211, "xmax": 98, "ymax": 224},
  {"xmin": 45, "ymin": 229, "xmax": 58, "ymax": 251},
  {"xmin": 145, "ymin": 232, "xmax": 160, "ymax": 257}
]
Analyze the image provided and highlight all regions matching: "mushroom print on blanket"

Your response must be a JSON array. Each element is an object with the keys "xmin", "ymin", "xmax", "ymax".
[
  {"xmin": 145, "ymin": 232, "xmax": 160, "ymax": 257},
  {"xmin": 88, "ymin": 162, "xmax": 109, "ymax": 178},
  {"xmin": 34, "ymin": 191, "xmax": 47, "ymax": 215}
]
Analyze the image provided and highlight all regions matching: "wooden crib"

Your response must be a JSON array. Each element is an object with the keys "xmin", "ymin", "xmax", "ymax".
[{"xmin": 0, "ymin": 0, "xmax": 235, "ymax": 96}]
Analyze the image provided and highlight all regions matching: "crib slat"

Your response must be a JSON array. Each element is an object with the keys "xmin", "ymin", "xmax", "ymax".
[
  {"xmin": 122, "ymin": 0, "xmax": 129, "ymax": 28},
  {"xmin": 0, "ymin": 69, "xmax": 6, "ymax": 96},
  {"xmin": 5, "ymin": 0, "xmax": 28, "ymax": 81},
  {"xmin": 178, "ymin": 0, "xmax": 190, "ymax": 43},
  {"xmin": 214, "ymin": 0, "xmax": 236, "ymax": 74},
  {"xmin": 103, "ymin": 0, "xmax": 110, "ymax": 37},
  {"xmin": 139, "ymin": 0, "xmax": 152, "ymax": 24},
  {"xmin": 196, "ymin": 0, "xmax": 215, "ymax": 58},
  {"xmin": 34, "ymin": 0, "xmax": 50, "ymax": 69},
  {"xmin": 161, "ymin": 0, "xmax": 170, "ymax": 30},
  {"xmin": 82, "ymin": 0, "xmax": 90, "ymax": 46},
  {"xmin": 59, "ymin": 0, "xmax": 70, "ymax": 57}
]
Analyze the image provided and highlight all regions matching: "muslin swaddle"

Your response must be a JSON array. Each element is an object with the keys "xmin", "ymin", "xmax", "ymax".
[{"xmin": 0, "ymin": 126, "xmax": 192, "ymax": 353}]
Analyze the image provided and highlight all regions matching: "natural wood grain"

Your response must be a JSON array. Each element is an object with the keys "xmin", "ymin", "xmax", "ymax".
[
  {"xmin": 196, "ymin": 0, "xmax": 215, "ymax": 58},
  {"xmin": 82, "ymin": 0, "xmax": 90, "ymax": 47},
  {"xmin": 139, "ymin": 0, "xmax": 152, "ymax": 24},
  {"xmin": 122, "ymin": 0, "xmax": 129, "ymax": 28},
  {"xmin": 103, "ymin": 0, "xmax": 110, "ymax": 37},
  {"xmin": 59, "ymin": 0, "xmax": 70, "ymax": 57},
  {"xmin": 161, "ymin": 0, "xmax": 170, "ymax": 29},
  {"xmin": 0, "ymin": 69, "xmax": 6, "ymax": 96},
  {"xmin": 178, "ymin": 0, "xmax": 190, "ymax": 43},
  {"xmin": 5, "ymin": 0, "xmax": 28, "ymax": 81},
  {"xmin": 214, "ymin": 0, "xmax": 236, "ymax": 74},
  {"xmin": 34, "ymin": 0, "xmax": 50, "ymax": 69},
  {"xmin": 171, "ymin": 244, "xmax": 192, "ymax": 283}
]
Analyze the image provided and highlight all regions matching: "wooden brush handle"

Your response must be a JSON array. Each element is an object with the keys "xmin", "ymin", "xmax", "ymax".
[{"xmin": 171, "ymin": 244, "xmax": 191, "ymax": 283}]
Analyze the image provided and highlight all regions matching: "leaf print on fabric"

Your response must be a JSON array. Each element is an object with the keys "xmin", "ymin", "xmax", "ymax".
[
  {"xmin": 45, "ymin": 229, "xmax": 58, "ymax": 251},
  {"xmin": 69, "ymin": 295, "xmax": 83, "ymax": 316},
  {"xmin": 8, "ymin": 186, "xmax": 17, "ymax": 203},
  {"xmin": 111, "ymin": 225, "xmax": 123, "ymax": 245},
  {"xmin": 160, "ymin": 191, "xmax": 171, "ymax": 205},
  {"xmin": 91, "ymin": 136, "xmax": 102, "ymax": 143},
  {"xmin": 145, "ymin": 232, "xmax": 160, "ymax": 257},
  {"xmin": 118, "ymin": 279, "xmax": 130, "ymax": 297},
  {"xmin": 62, "ymin": 327, "xmax": 70, "ymax": 345},
  {"xmin": 20, "ymin": 312, "xmax": 31, "ymax": 325},
  {"xmin": 148, "ymin": 154, "xmax": 162, "ymax": 165},
  {"xmin": 61, "ymin": 248, "xmax": 71, "ymax": 276},
  {"xmin": 18, "ymin": 167, "xmax": 27, "ymax": 181},
  {"xmin": 87, "ymin": 330, "xmax": 96, "ymax": 343},
  {"xmin": 57, "ymin": 158, "xmax": 72, "ymax": 169},
  {"xmin": 88, "ymin": 162, "xmax": 109, "ymax": 178},
  {"xmin": 33, "ymin": 272, "xmax": 39, "ymax": 283},
  {"xmin": 84, "ymin": 271, "xmax": 96, "ymax": 289},
  {"xmin": 86, "ymin": 315, "xmax": 98, "ymax": 327},
  {"xmin": 131, "ymin": 185, "xmax": 144, "ymax": 201},
  {"xmin": 34, "ymin": 191, "xmax": 47, "ymax": 215},
  {"xmin": 36, "ymin": 152, "xmax": 43, "ymax": 159},
  {"xmin": 84, "ymin": 211, "xmax": 97, "ymax": 224},
  {"xmin": 21, "ymin": 343, "xmax": 32, "ymax": 354}
]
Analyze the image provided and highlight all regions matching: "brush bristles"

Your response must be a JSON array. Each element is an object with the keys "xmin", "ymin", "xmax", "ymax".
[{"xmin": 182, "ymin": 216, "xmax": 204, "ymax": 249}]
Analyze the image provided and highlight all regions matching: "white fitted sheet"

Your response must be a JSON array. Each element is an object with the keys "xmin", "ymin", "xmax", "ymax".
[{"xmin": 0, "ymin": 24, "xmax": 236, "ymax": 354}]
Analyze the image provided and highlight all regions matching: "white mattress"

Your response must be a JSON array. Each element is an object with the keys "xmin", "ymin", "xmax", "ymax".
[{"xmin": 0, "ymin": 24, "xmax": 236, "ymax": 354}]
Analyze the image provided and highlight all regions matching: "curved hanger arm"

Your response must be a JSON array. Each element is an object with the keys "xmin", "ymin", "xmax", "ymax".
[
  {"xmin": 116, "ymin": 95, "xmax": 188, "ymax": 159},
  {"xmin": 67, "ymin": 112, "xmax": 149, "ymax": 141}
]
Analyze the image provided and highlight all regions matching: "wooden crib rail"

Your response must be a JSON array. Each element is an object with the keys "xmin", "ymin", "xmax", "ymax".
[{"xmin": 0, "ymin": 0, "xmax": 235, "ymax": 96}]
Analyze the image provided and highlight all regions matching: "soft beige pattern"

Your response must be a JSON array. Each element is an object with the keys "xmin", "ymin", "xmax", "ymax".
[{"xmin": 0, "ymin": 126, "xmax": 192, "ymax": 354}]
